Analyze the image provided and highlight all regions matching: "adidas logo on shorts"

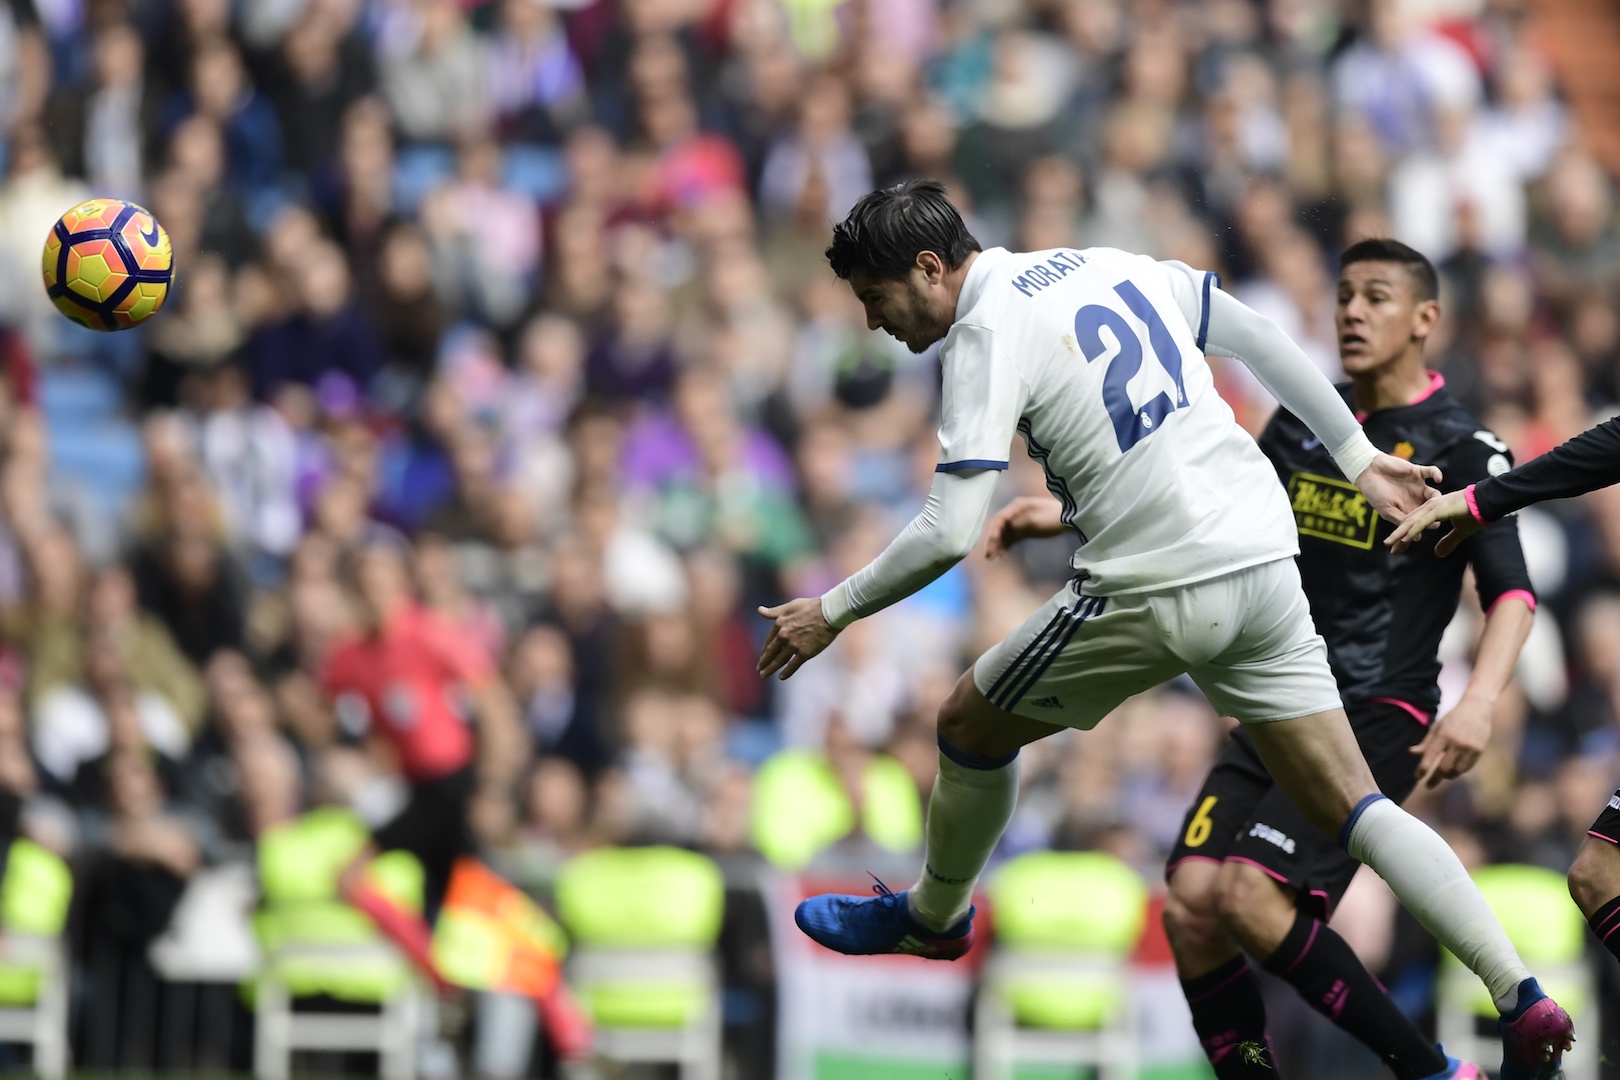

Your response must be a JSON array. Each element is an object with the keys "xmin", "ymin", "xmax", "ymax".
[{"xmin": 1028, "ymin": 695, "xmax": 1062, "ymax": 708}]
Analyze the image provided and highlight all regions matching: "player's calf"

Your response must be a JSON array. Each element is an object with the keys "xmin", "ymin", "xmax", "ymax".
[
  {"xmin": 1221, "ymin": 866, "xmax": 1450, "ymax": 1080},
  {"xmin": 1568, "ymin": 835, "xmax": 1620, "ymax": 919},
  {"xmin": 1164, "ymin": 862, "xmax": 1274, "ymax": 1079},
  {"xmin": 1570, "ymin": 835, "xmax": 1620, "ymax": 967}
]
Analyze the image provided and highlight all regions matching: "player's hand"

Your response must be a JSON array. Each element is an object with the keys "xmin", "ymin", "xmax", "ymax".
[
  {"xmin": 1410, "ymin": 696, "xmax": 1492, "ymax": 789},
  {"xmin": 985, "ymin": 496, "xmax": 1068, "ymax": 559},
  {"xmin": 1352, "ymin": 453, "xmax": 1443, "ymax": 524},
  {"xmin": 757, "ymin": 598, "xmax": 839, "ymax": 681},
  {"xmin": 1384, "ymin": 488, "xmax": 1480, "ymax": 556}
]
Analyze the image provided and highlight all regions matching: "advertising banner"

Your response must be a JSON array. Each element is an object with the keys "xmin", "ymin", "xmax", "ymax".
[{"xmin": 768, "ymin": 872, "xmax": 1213, "ymax": 1080}]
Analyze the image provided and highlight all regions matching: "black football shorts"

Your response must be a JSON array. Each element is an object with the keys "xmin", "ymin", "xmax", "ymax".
[
  {"xmin": 1587, "ymin": 790, "xmax": 1620, "ymax": 846},
  {"xmin": 1165, "ymin": 700, "xmax": 1428, "ymax": 919}
]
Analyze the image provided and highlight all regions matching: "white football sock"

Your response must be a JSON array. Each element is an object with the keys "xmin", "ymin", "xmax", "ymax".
[
  {"xmin": 1346, "ymin": 796, "xmax": 1529, "ymax": 1012},
  {"xmin": 908, "ymin": 747, "xmax": 1019, "ymax": 932}
]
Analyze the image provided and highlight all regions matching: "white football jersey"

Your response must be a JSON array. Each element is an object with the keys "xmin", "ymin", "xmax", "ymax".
[{"xmin": 942, "ymin": 246, "xmax": 1298, "ymax": 594}]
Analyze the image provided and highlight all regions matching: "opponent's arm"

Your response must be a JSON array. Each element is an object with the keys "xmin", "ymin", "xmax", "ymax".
[
  {"xmin": 1475, "ymin": 415, "xmax": 1620, "ymax": 519},
  {"xmin": 1200, "ymin": 288, "xmax": 1440, "ymax": 520},
  {"xmin": 757, "ymin": 467, "xmax": 1001, "ymax": 680},
  {"xmin": 984, "ymin": 495, "xmax": 1067, "ymax": 558},
  {"xmin": 1411, "ymin": 597, "xmax": 1532, "ymax": 788},
  {"xmin": 1410, "ymin": 436, "xmax": 1535, "ymax": 788},
  {"xmin": 1388, "ymin": 415, "xmax": 1620, "ymax": 553}
]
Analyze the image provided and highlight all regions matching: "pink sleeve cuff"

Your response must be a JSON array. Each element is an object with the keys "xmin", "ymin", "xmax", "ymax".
[
  {"xmin": 1486, "ymin": 589, "xmax": 1537, "ymax": 616},
  {"xmin": 1463, "ymin": 483, "xmax": 1488, "ymax": 525}
]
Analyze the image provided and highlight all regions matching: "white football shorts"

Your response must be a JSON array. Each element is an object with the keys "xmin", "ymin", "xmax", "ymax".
[{"xmin": 973, "ymin": 557, "xmax": 1342, "ymax": 727}]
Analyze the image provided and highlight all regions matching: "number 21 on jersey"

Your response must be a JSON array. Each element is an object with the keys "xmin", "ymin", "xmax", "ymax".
[{"xmin": 1074, "ymin": 280, "xmax": 1189, "ymax": 453}]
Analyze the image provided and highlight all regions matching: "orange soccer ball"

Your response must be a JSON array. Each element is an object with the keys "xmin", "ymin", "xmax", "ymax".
[{"xmin": 41, "ymin": 199, "xmax": 174, "ymax": 331}]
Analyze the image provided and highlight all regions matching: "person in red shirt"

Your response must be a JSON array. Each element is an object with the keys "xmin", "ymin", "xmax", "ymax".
[{"xmin": 321, "ymin": 537, "xmax": 526, "ymax": 997}]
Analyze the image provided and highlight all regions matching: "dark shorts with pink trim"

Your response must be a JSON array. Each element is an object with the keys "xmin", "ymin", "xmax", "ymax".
[
  {"xmin": 1587, "ymin": 791, "xmax": 1620, "ymax": 846},
  {"xmin": 1165, "ymin": 700, "xmax": 1428, "ymax": 920}
]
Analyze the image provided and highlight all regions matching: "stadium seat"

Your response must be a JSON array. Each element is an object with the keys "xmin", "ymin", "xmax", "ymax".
[
  {"xmin": 37, "ymin": 365, "xmax": 122, "ymax": 422},
  {"xmin": 251, "ymin": 808, "xmax": 424, "ymax": 1080},
  {"xmin": 1436, "ymin": 864, "xmax": 1597, "ymax": 1080},
  {"xmin": 501, "ymin": 144, "xmax": 568, "ymax": 205},
  {"xmin": 554, "ymin": 846, "xmax": 725, "ymax": 1080},
  {"xmin": 748, "ymin": 749, "xmax": 923, "ymax": 870},
  {"xmin": 0, "ymin": 840, "xmax": 75, "ymax": 1079},
  {"xmin": 973, "ymin": 851, "xmax": 1149, "ymax": 1080},
  {"xmin": 392, "ymin": 146, "xmax": 457, "ymax": 214}
]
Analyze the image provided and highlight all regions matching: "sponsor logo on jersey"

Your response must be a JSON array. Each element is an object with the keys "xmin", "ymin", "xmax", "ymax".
[
  {"xmin": 1487, "ymin": 453, "xmax": 1510, "ymax": 476},
  {"xmin": 1301, "ymin": 435, "xmax": 1322, "ymax": 450},
  {"xmin": 1393, "ymin": 441, "xmax": 1415, "ymax": 460},
  {"xmin": 1287, "ymin": 472, "xmax": 1379, "ymax": 550},
  {"xmin": 1248, "ymin": 822, "xmax": 1297, "ymax": 854},
  {"xmin": 1608, "ymin": 793, "xmax": 1620, "ymax": 812}
]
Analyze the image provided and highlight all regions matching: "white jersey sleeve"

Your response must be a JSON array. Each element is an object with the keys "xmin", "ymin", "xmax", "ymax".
[
  {"xmin": 818, "ymin": 321, "xmax": 1025, "ymax": 628},
  {"xmin": 1159, "ymin": 258, "xmax": 1378, "ymax": 481},
  {"xmin": 820, "ymin": 468, "xmax": 1001, "ymax": 628},
  {"xmin": 1157, "ymin": 260, "xmax": 1222, "ymax": 354},
  {"xmin": 935, "ymin": 323, "xmax": 1026, "ymax": 472}
]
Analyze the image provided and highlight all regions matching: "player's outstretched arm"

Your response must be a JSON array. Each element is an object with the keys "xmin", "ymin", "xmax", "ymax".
[
  {"xmin": 1385, "ymin": 489, "xmax": 1478, "ymax": 555},
  {"xmin": 757, "ymin": 467, "xmax": 1001, "ymax": 680},
  {"xmin": 1199, "ymin": 288, "xmax": 1441, "ymax": 521},
  {"xmin": 984, "ymin": 495, "xmax": 1067, "ymax": 559},
  {"xmin": 1392, "ymin": 418, "xmax": 1620, "ymax": 553}
]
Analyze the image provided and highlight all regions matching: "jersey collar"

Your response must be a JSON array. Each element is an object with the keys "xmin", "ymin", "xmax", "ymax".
[
  {"xmin": 955, "ymin": 247, "xmax": 1012, "ymax": 321},
  {"xmin": 1354, "ymin": 370, "xmax": 1445, "ymax": 424}
]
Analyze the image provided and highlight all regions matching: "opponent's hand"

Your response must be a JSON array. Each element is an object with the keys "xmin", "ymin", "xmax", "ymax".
[
  {"xmin": 757, "ymin": 598, "xmax": 839, "ymax": 681},
  {"xmin": 1410, "ymin": 695, "xmax": 1492, "ymax": 789},
  {"xmin": 1384, "ymin": 488, "xmax": 1480, "ymax": 556},
  {"xmin": 985, "ymin": 496, "xmax": 1068, "ymax": 559},
  {"xmin": 1353, "ymin": 453, "xmax": 1443, "ymax": 524}
]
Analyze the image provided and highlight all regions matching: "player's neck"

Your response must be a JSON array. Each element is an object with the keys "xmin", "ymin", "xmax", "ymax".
[
  {"xmin": 1350, "ymin": 353, "xmax": 1431, "ymax": 415},
  {"xmin": 943, "ymin": 251, "xmax": 979, "ymax": 315}
]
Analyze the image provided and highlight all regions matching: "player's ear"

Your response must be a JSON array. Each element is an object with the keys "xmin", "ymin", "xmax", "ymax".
[
  {"xmin": 1411, "ymin": 298, "xmax": 1441, "ymax": 341},
  {"xmin": 916, "ymin": 250, "xmax": 945, "ymax": 284}
]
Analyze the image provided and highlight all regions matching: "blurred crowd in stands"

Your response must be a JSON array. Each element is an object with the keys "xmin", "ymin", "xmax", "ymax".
[{"xmin": 0, "ymin": 0, "xmax": 1618, "ymax": 1070}]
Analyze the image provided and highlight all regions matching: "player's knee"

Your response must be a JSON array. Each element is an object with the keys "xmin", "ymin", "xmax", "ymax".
[
  {"xmin": 1215, "ymin": 862, "xmax": 1294, "ymax": 953},
  {"xmin": 934, "ymin": 678, "xmax": 999, "ymax": 757},
  {"xmin": 934, "ymin": 692, "xmax": 972, "ymax": 748},
  {"xmin": 1569, "ymin": 838, "xmax": 1620, "ymax": 917},
  {"xmin": 1162, "ymin": 870, "xmax": 1223, "ymax": 956}
]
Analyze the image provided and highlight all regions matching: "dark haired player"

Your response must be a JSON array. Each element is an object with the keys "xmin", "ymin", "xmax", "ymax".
[
  {"xmin": 1136, "ymin": 239, "xmax": 1530, "ymax": 1079},
  {"xmin": 755, "ymin": 181, "xmax": 1573, "ymax": 1078},
  {"xmin": 1390, "ymin": 411, "xmax": 1620, "ymax": 984}
]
